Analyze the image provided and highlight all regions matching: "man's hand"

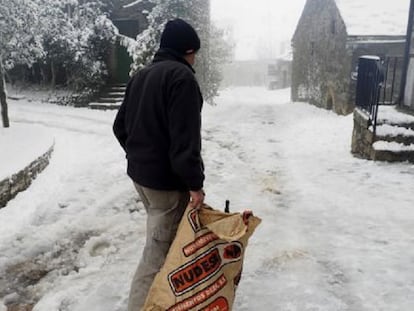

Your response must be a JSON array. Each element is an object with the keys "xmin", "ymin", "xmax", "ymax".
[{"xmin": 189, "ymin": 189, "xmax": 205, "ymax": 209}]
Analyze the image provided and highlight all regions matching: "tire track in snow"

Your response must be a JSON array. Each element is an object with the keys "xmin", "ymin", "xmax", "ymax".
[
  {"xmin": 10, "ymin": 102, "xmax": 114, "ymax": 125},
  {"xmin": 11, "ymin": 118, "xmax": 109, "ymax": 136},
  {"xmin": 205, "ymin": 98, "xmax": 367, "ymax": 310},
  {"xmin": 10, "ymin": 101, "xmax": 115, "ymax": 136},
  {"xmin": 203, "ymin": 101, "xmax": 323, "ymax": 310}
]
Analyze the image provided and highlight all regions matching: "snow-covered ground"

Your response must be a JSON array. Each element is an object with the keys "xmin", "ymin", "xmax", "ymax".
[
  {"xmin": 0, "ymin": 123, "xmax": 53, "ymax": 180},
  {"xmin": 1, "ymin": 87, "xmax": 414, "ymax": 311}
]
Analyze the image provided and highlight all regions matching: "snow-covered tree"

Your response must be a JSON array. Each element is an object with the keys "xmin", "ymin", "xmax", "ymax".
[
  {"xmin": 131, "ymin": 0, "xmax": 189, "ymax": 70},
  {"xmin": 1, "ymin": 0, "xmax": 117, "ymax": 126},
  {"xmin": 62, "ymin": 1, "xmax": 116, "ymax": 91},
  {"xmin": 37, "ymin": 0, "xmax": 76, "ymax": 87},
  {"xmin": 130, "ymin": 0, "xmax": 232, "ymax": 104},
  {"xmin": 37, "ymin": 0, "xmax": 117, "ymax": 90},
  {"xmin": 0, "ymin": 0, "xmax": 44, "ymax": 127},
  {"xmin": 199, "ymin": 24, "xmax": 233, "ymax": 103}
]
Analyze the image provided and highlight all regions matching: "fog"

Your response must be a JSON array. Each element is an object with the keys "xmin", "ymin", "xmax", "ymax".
[{"xmin": 211, "ymin": 0, "xmax": 307, "ymax": 61}]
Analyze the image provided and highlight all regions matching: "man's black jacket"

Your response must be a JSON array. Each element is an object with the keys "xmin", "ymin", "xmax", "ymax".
[{"xmin": 113, "ymin": 49, "xmax": 204, "ymax": 191}]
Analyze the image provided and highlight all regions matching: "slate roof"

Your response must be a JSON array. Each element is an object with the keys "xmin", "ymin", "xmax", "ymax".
[{"xmin": 335, "ymin": 0, "xmax": 410, "ymax": 36}]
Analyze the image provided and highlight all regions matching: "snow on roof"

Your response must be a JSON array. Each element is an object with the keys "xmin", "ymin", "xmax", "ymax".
[
  {"xmin": 123, "ymin": 0, "xmax": 143, "ymax": 8},
  {"xmin": 335, "ymin": 0, "xmax": 410, "ymax": 36}
]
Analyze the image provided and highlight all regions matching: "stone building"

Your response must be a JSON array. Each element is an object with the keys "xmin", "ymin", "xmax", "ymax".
[{"xmin": 291, "ymin": 0, "xmax": 409, "ymax": 115}]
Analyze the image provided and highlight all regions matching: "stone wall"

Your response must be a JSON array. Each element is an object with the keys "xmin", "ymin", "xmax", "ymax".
[
  {"xmin": 0, "ymin": 144, "xmax": 54, "ymax": 208},
  {"xmin": 351, "ymin": 108, "xmax": 375, "ymax": 159}
]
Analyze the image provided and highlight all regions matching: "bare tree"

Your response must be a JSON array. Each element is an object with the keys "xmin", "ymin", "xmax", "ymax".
[
  {"xmin": 0, "ymin": 0, "xmax": 43, "ymax": 127},
  {"xmin": 0, "ymin": 56, "xmax": 9, "ymax": 128}
]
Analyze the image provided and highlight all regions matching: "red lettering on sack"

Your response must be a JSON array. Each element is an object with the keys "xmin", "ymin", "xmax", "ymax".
[
  {"xmin": 223, "ymin": 244, "xmax": 242, "ymax": 259},
  {"xmin": 201, "ymin": 297, "xmax": 229, "ymax": 311},
  {"xmin": 183, "ymin": 232, "xmax": 219, "ymax": 257},
  {"xmin": 188, "ymin": 209, "xmax": 201, "ymax": 232},
  {"xmin": 169, "ymin": 248, "xmax": 222, "ymax": 295},
  {"xmin": 167, "ymin": 275, "xmax": 227, "ymax": 311},
  {"xmin": 169, "ymin": 242, "xmax": 243, "ymax": 296}
]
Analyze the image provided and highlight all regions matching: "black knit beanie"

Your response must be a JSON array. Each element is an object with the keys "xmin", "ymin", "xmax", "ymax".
[{"xmin": 160, "ymin": 19, "xmax": 201, "ymax": 55}]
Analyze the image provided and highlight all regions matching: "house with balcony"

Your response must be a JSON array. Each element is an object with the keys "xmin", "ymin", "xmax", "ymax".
[
  {"xmin": 107, "ymin": 0, "xmax": 151, "ymax": 84},
  {"xmin": 267, "ymin": 57, "xmax": 292, "ymax": 90},
  {"xmin": 87, "ymin": 0, "xmax": 150, "ymax": 110},
  {"xmin": 291, "ymin": 0, "xmax": 409, "ymax": 115},
  {"xmin": 90, "ymin": 0, "xmax": 211, "ymax": 110}
]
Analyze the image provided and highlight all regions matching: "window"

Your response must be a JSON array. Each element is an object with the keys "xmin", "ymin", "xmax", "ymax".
[
  {"xmin": 310, "ymin": 41, "xmax": 315, "ymax": 56},
  {"xmin": 331, "ymin": 19, "xmax": 336, "ymax": 35}
]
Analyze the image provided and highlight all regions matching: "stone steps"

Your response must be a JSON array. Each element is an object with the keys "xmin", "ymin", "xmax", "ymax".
[
  {"xmin": 107, "ymin": 86, "xmax": 127, "ymax": 93},
  {"xmin": 375, "ymin": 124, "xmax": 414, "ymax": 145},
  {"xmin": 96, "ymin": 97, "xmax": 121, "ymax": 103},
  {"xmin": 89, "ymin": 84, "xmax": 126, "ymax": 111},
  {"xmin": 372, "ymin": 123, "xmax": 414, "ymax": 163},
  {"xmin": 88, "ymin": 102, "xmax": 121, "ymax": 110},
  {"xmin": 375, "ymin": 134, "xmax": 414, "ymax": 145},
  {"xmin": 380, "ymin": 120, "xmax": 414, "ymax": 131},
  {"xmin": 372, "ymin": 141, "xmax": 414, "ymax": 162},
  {"xmin": 377, "ymin": 105, "xmax": 414, "ymax": 130},
  {"xmin": 370, "ymin": 106, "xmax": 414, "ymax": 163},
  {"xmin": 101, "ymin": 92, "xmax": 125, "ymax": 98},
  {"xmin": 352, "ymin": 108, "xmax": 414, "ymax": 163}
]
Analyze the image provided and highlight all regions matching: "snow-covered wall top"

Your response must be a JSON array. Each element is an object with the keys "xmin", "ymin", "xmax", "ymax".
[{"xmin": 336, "ymin": 0, "xmax": 410, "ymax": 36}]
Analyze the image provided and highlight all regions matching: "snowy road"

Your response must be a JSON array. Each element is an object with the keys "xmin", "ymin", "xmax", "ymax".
[{"xmin": 1, "ymin": 87, "xmax": 414, "ymax": 311}]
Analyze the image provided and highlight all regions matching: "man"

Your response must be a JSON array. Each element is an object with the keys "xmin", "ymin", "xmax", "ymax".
[{"xmin": 113, "ymin": 19, "xmax": 205, "ymax": 311}]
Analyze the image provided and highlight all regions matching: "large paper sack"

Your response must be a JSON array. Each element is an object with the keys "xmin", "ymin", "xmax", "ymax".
[{"xmin": 142, "ymin": 203, "xmax": 261, "ymax": 311}]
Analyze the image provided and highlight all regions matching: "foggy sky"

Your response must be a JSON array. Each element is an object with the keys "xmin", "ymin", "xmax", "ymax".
[{"xmin": 211, "ymin": 0, "xmax": 307, "ymax": 60}]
